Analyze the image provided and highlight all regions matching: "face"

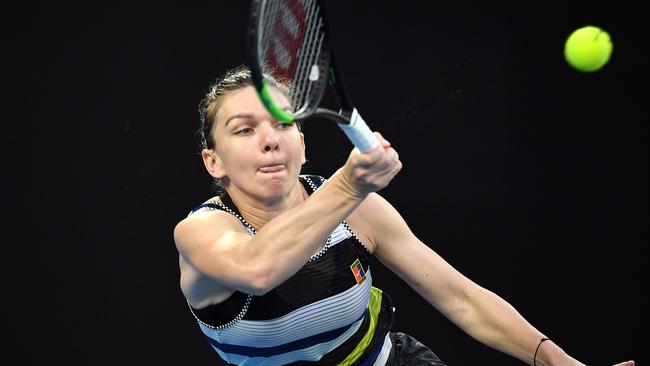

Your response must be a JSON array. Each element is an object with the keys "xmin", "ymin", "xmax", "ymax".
[{"xmin": 203, "ymin": 85, "xmax": 306, "ymax": 203}]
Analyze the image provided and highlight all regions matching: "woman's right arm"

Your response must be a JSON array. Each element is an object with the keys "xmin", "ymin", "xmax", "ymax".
[{"xmin": 174, "ymin": 133, "xmax": 401, "ymax": 296}]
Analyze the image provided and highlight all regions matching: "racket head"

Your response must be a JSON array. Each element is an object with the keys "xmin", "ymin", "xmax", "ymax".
[{"xmin": 247, "ymin": 0, "xmax": 331, "ymax": 122}]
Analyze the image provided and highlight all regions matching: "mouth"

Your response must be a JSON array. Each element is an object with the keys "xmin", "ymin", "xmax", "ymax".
[{"xmin": 258, "ymin": 164, "xmax": 285, "ymax": 173}]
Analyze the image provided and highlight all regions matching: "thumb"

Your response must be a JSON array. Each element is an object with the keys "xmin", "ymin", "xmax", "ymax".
[
  {"xmin": 373, "ymin": 132, "xmax": 391, "ymax": 149},
  {"xmin": 613, "ymin": 361, "xmax": 635, "ymax": 366}
]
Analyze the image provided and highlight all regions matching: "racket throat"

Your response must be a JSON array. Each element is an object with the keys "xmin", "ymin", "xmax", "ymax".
[
  {"xmin": 313, "ymin": 107, "xmax": 352, "ymax": 124},
  {"xmin": 335, "ymin": 108, "xmax": 378, "ymax": 152}
]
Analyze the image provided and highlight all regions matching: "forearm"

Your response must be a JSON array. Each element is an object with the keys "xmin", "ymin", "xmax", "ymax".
[
  {"xmin": 242, "ymin": 173, "xmax": 365, "ymax": 293},
  {"xmin": 455, "ymin": 285, "xmax": 572, "ymax": 365}
]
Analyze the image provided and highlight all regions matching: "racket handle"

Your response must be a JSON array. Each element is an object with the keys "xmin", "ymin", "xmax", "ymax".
[{"xmin": 337, "ymin": 108, "xmax": 379, "ymax": 153}]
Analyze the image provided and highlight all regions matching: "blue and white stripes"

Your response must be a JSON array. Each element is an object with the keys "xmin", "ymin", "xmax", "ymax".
[
  {"xmin": 186, "ymin": 175, "xmax": 391, "ymax": 365},
  {"xmin": 200, "ymin": 270, "xmax": 373, "ymax": 365}
]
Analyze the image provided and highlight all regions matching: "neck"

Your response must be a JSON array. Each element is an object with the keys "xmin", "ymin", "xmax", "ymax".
[{"xmin": 226, "ymin": 179, "xmax": 308, "ymax": 230}]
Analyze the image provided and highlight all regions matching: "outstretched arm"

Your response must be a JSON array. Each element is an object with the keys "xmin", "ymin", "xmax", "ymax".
[
  {"xmin": 349, "ymin": 193, "xmax": 633, "ymax": 366},
  {"xmin": 175, "ymin": 133, "xmax": 400, "ymax": 296}
]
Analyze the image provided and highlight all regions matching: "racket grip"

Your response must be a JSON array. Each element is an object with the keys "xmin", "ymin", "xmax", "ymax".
[{"xmin": 337, "ymin": 108, "xmax": 379, "ymax": 153}]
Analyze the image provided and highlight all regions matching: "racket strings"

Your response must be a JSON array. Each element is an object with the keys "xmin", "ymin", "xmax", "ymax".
[
  {"xmin": 292, "ymin": 0, "xmax": 324, "ymax": 112},
  {"xmin": 259, "ymin": 0, "xmax": 326, "ymax": 114}
]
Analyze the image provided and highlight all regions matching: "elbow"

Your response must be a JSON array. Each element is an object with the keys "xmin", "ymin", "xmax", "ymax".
[{"xmin": 248, "ymin": 265, "xmax": 275, "ymax": 296}]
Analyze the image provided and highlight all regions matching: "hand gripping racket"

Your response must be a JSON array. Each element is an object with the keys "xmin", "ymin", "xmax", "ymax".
[{"xmin": 246, "ymin": 0, "xmax": 379, "ymax": 153}]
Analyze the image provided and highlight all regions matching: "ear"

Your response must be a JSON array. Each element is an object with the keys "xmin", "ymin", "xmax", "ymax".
[
  {"xmin": 201, "ymin": 148, "xmax": 226, "ymax": 179},
  {"xmin": 299, "ymin": 132, "xmax": 306, "ymax": 165}
]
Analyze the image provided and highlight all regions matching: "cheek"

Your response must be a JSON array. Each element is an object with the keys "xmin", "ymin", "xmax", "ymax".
[
  {"xmin": 223, "ymin": 148, "xmax": 249, "ymax": 168},
  {"xmin": 292, "ymin": 141, "xmax": 306, "ymax": 166},
  {"xmin": 297, "ymin": 142, "xmax": 306, "ymax": 164}
]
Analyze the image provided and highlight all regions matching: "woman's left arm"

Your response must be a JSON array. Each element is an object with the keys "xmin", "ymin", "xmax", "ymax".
[{"xmin": 349, "ymin": 193, "xmax": 609, "ymax": 366}]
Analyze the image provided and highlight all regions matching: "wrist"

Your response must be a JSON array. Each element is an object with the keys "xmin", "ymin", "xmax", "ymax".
[
  {"xmin": 533, "ymin": 339, "xmax": 584, "ymax": 366},
  {"xmin": 533, "ymin": 337, "xmax": 550, "ymax": 366},
  {"xmin": 330, "ymin": 168, "xmax": 368, "ymax": 200}
]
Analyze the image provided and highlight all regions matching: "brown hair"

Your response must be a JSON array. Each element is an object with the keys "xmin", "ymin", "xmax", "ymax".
[
  {"xmin": 198, "ymin": 65, "xmax": 254, "ymax": 150},
  {"xmin": 197, "ymin": 65, "xmax": 294, "ymax": 150}
]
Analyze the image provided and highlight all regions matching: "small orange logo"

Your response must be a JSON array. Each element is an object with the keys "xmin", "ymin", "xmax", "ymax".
[{"xmin": 350, "ymin": 258, "xmax": 366, "ymax": 285}]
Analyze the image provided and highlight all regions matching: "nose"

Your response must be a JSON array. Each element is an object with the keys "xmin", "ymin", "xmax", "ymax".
[{"xmin": 259, "ymin": 123, "xmax": 280, "ymax": 152}]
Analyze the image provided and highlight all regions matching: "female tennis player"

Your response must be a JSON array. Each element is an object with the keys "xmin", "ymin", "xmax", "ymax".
[{"xmin": 173, "ymin": 66, "xmax": 634, "ymax": 366}]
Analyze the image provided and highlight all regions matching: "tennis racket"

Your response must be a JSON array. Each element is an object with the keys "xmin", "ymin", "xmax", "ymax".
[{"xmin": 246, "ymin": 0, "xmax": 379, "ymax": 153}]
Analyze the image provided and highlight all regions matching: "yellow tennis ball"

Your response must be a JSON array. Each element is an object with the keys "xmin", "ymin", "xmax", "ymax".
[{"xmin": 564, "ymin": 25, "xmax": 613, "ymax": 72}]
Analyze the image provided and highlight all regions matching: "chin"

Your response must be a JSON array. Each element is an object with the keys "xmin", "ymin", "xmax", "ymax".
[
  {"xmin": 260, "ymin": 175, "xmax": 297, "ymax": 198},
  {"xmin": 263, "ymin": 180, "xmax": 290, "ymax": 195}
]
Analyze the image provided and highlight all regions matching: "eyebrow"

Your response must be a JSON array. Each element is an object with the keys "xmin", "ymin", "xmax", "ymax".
[
  {"xmin": 224, "ymin": 107, "xmax": 294, "ymax": 126},
  {"xmin": 224, "ymin": 113, "xmax": 253, "ymax": 127}
]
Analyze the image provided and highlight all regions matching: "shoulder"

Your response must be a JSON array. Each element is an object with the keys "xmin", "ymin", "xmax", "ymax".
[
  {"xmin": 346, "ymin": 193, "xmax": 414, "ymax": 254},
  {"xmin": 174, "ymin": 197, "xmax": 247, "ymax": 252}
]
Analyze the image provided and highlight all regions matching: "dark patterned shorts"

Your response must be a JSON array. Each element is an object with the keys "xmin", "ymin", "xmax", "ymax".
[{"xmin": 384, "ymin": 332, "xmax": 446, "ymax": 366}]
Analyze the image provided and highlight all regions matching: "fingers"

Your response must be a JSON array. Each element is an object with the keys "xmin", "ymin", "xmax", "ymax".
[
  {"xmin": 357, "ymin": 132, "xmax": 398, "ymax": 166},
  {"xmin": 339, "ymin": 131, "xmax": 402, "ymax": 196},
  {"xmin": 362, "ymin": 132, "xmax": 402, "ymax": 182},
  {"xmin": 613, "ymin": 361, "xmax": 635, "ymax": 366},
  {"xmin": 380, "ymin": 147, "xmax": 401, "ymax": 177},
  {"xmin": 363, "ymin": 141, "xmax": 399, "ymax": 171},
  {"xmin": 373, "ymin": 131, "xmax": 391, "ymax": 149},
  {"xmin": 371, "ymin": 131, "xmax": 400, "ymax": 171}
]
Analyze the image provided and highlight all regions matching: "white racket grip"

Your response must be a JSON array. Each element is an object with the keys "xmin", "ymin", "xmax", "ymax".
[{"xmin": 337, "ymin": 108, "xmax": 379, "ymax": 153}]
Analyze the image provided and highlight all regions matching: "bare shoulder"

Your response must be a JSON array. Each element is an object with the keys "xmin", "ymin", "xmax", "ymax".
[
  {"xmin": 173, "ymin": 198, "xmax": 245, "ymax": 252},
  {"xmin": 346, "ymin": 193, "xmax": 413, "ymax": 255},
  {"xmin": 174, "ymin": 198, "xmax": 250, "ymax": 307}
]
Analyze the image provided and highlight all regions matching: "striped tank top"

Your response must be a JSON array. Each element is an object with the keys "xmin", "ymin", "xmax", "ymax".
[{"xmin": 186, "ymin": 175, "xmax": 395, "ymax": 365}]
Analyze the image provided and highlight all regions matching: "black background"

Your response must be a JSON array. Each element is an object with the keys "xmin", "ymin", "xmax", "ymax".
[{"xmin": 5, "ymin": 1, "xmax": 647, "ymax": 365}]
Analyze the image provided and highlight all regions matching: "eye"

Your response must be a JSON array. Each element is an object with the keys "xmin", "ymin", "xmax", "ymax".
[
  {"xmin": 276, "ymin": 121, "xmax": 294, "ymax": 129},
  {"xmin": 234, "ymin": 127, "xmax": 254, "ymax": 135}
]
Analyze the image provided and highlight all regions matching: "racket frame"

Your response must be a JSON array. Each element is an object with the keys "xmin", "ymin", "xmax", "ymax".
[{"xmin": 247, "ymin": 0, "xmax": 379, "ymax": 151}]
